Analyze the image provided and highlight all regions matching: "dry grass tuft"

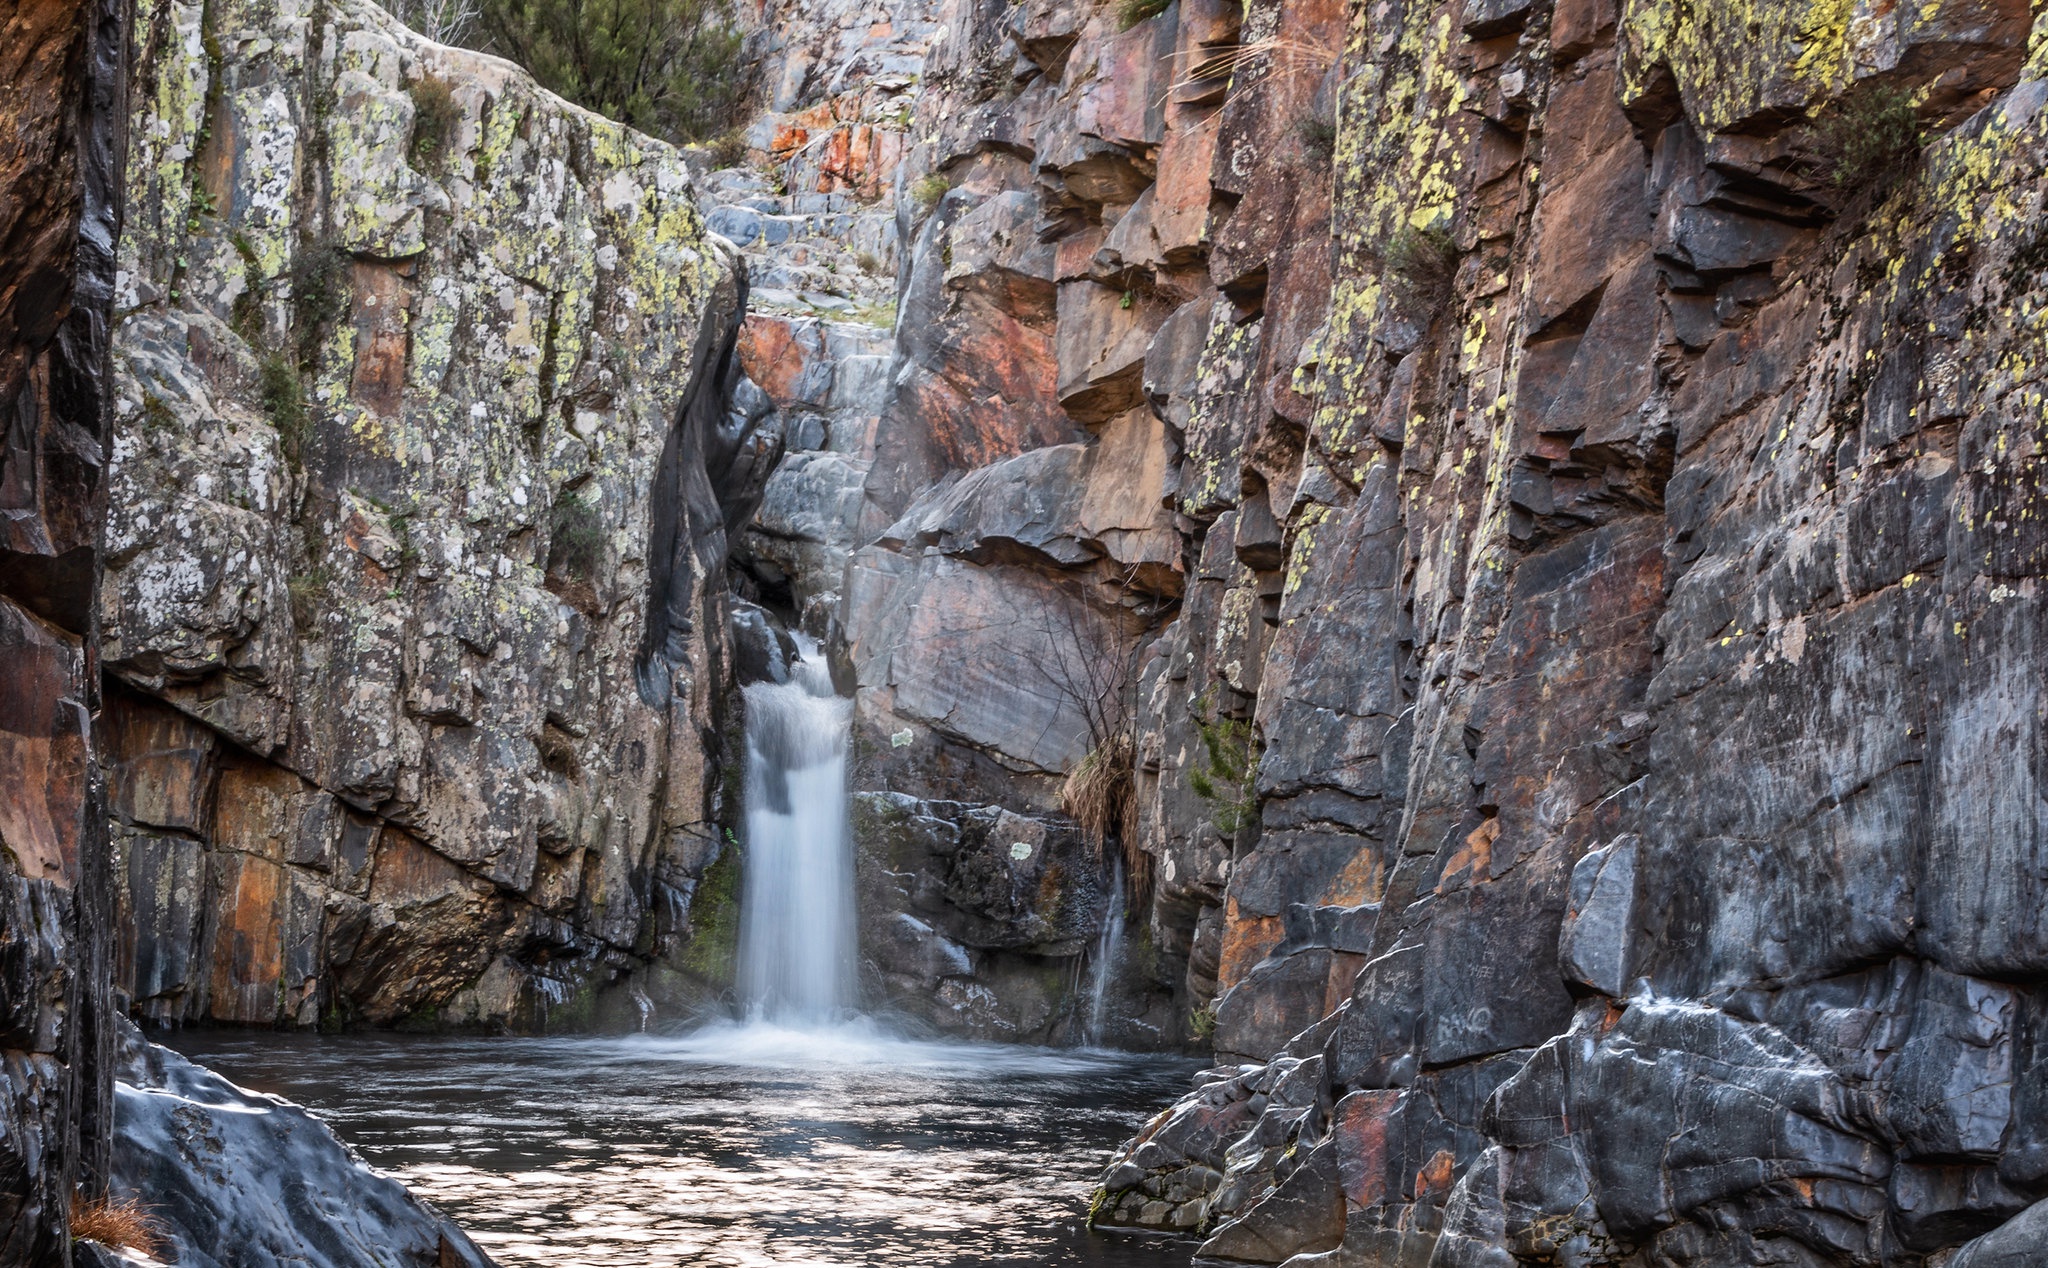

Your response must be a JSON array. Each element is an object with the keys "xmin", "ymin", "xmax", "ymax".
[
  {"xmin": 1062, "ymin": 732, "xmax": 1149, "ymax": 897},
  {"xmin": 71, "ymin": 1192, "xmax": 165, "ymax": 1255}
]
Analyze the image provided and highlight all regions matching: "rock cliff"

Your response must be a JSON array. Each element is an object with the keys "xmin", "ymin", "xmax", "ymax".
[
  {"xmin": 0, "ymin": 0, "xmax": 126, "ymax": 1256},
  {"xmin": 700, "ymin": 0, "xmax": 2048, "ymax": 1260},
  {"xmin": 100, "ymin": 0, "xmax": 773, "ymax": 1031}
]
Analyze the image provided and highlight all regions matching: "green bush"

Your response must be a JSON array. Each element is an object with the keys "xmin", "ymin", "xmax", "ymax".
[
  {"xmin": 289, "ymin": 239, "xmax": 352, "ymax": 363},
  {"xmin": 1188, "ymin": 705, "xmax": 1259, "ymax": 837},
  {"xmin": 1805, "ymin": 85, "xmax": 1922, "ymax": 193},
  {"xmin": 548, "ymin": 488, "xmax": 607, "ymax": 582},
  {"xmin": 1383, "ymin": 225, "xmax": 1459, "ymax": 316},
  {"xmin": 910, "ymin": 172, "xmax": 951, "ymax": 212},
  {"xmin": 1116, "ymin": 0, "xmax": 1170, "ymax": 29},
  {"xmin": 409, "ymin": 73, "xmax": 459, "ymax": 166},
  {"xmin": 706, "ymin": 127, "xmax": 749, "ymax": 169},
  {"xmin": 1297, "ymin": 116, "xmax": 1336, "ymax": 165},
  {"xmin": 475, "ymin": 0, "xmax": 747, "ymax": 143},
  {"xmin": 258, "ymin": 352, "xmax": 311, "ymax": 464}
]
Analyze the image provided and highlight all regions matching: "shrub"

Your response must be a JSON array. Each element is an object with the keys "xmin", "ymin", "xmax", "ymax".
[
  {"xmin": 1064, "ymin": 732, "xmax": 1139, "ymax": 860},
  {"xmin": 909, "ymin": 172, "xmax": 951, "ymax": 212},
  {"xmin": 1804, "ymin": 85, "xmax": 1922, "ymax": 194},
  {"xmin": 1297, "ymin": 115, "xmax": 1336, "ymax": 165},
  {"xmin": 1383, "ymin": 224, "xmax": 1460, "ymax": 316},
  {"xmin": 258, "ymin": 351, "xmax": 311, "ymax": 464},
  {"xmin": 548, "ymin": 487, "xmax": 607, "ymax": 583},
  {"xmin": 289, "ymin": 239, "xmax": 352, "ymax": 363},
  {"xmin": 1187, "ymin": 705, "xmax": 1259, "ymax": 837},
  {"xmin": 475, "ymin": 0, "xmax": 748, "ymax": 143},
  {"xmin": 286, "ymin": 562, "xmax": 331, "ymax": 631},
  {"xmin": 1116, "ymin": 0, "xmax": 1170, "ymax": 29},
  {"xmin": 1188, "ymin": 1004, "xmax": 1218, "ymax": 1040},
  {"xmin": 71, "ymin": 1194, "xmax": 164, "ymax": 1254},
  {"xmin": 707, "ymin": 127, "xmax": 749, "ymax": 169},
  {"xmin": 409, "ymin": 73, "xmax": 459, "ymax": 166}
]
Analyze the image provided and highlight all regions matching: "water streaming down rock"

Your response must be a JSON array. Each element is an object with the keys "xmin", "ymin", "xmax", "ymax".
[
  {"xmin": 1084, "ymin": 860, "xmax": 1125, "ymax": 1046},
  {"xmin": 736, "ymin": 639, "xmax": 858, "ymax": 1024}
]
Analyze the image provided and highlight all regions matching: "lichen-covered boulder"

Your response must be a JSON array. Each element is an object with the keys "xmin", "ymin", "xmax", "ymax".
[{"xmin": 103, "ymin": 0, "xmax": 769, "ymax": 1030}]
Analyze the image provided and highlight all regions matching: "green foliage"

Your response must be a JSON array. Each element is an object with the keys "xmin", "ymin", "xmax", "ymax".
[
  {"xmin": 706, "ymin": 127, "xmax": 749, "ymax": 169},
  {"xmin": 139, "ymin": 393, "xmax": 178, "ymax": 437},
  {"xmin": 409, "ymin": 73, "xmax": 459, "ymax": 166},
  {"xmin": 289, "ymin": 239, "xmax": 352, "ymax": 363},
  {"xmin": 1116, "ymin": 0, "xmax": 1171, "ymax": 30},
  {"xmin": 1805, "ymin": 85, "xmax": 1922, "ymax": 194},
  {"xmin": 258, "ymin": 351, "xmax": 311, "ymax": 465},
  {"xmin": 475, "ymin": 0, "xmax": 747, "ymax": 143},
  {"xmin": 1189, "ymin": 1004, "xmax": 1218, "ymax": 1041},
  {"xmin": 1383, "ymin": 225, "xmax": 1459, "ymax": 316},
  {"xmin": 1187, "ymin": 703, "xmax": 1259, "ymax": 837},
  {"xmin": 842, "ymin": 298, "xmax": 898, "ymax": 329},
  {"xmin": 910, "ymin": 172, "xmax": 951, "ymax": 212},
  {"xmin": 1297, "ymin": 116, "xmax": 1336, "ymax": 165},
  {"xmin": 548, "ymin": 487, "xmax": 607, "ymax": 582},
  {"xmin": 678, "ymin": 846, "xmax": 742, "ymax": 983},
  {"xmin": 286, "ymin": 561, "xmax": 331, "ymax": 631}
]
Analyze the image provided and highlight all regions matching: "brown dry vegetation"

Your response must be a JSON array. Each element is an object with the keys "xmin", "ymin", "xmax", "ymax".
[{"xmin": 71, "ymin": 1192, "xmax": 165, "ymax": 1255}]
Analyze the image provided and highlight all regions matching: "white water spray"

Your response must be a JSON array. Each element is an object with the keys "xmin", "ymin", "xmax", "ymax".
[
  {"xmin": 1084, "ymin": 858, "xmax": 1125, "ymax": 1045},
  {"xmin": 735, "ymin": 640, "xmax": 857, "ymax": 1025}
]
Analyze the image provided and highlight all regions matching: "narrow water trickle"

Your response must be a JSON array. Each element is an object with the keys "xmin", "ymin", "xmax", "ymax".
[
  {"xmin": 735, "ymin": 638, "xmax": 857, "ymax": 1025},
  {"xmin": 1085, "ymin": 858, "xmax": 1126, "ymax": 1046}
]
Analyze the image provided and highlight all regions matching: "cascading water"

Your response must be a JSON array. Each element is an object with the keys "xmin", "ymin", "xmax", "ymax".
[
  {"xmin": 735, "ymin": 638, "xmax": 857, "ymax": 1025},
  {"xmin": 1084, "ymin": 858, "xmax": 1126, "ymax": 1046}
]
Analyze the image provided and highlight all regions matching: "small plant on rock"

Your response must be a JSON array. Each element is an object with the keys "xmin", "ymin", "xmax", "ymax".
[
  {"xmin": 1383, "ymin": 224, "xmax": 1460, "ymax": 317},
  {"xmin": 71, "ymin": 1193, "xmax": 164, "ymax": 1254},
  {"xmin": 909, "ymin": 172, "xmax": 951, "ymax": 213},
  {"xmin": 1803, "ymin": 84, "xmax": 1923, "ymax": 194},
  {"xmin": 548, "ymin": 487, "xmax": 607, "ymax": 584},
  {"xmin": 289, "ymin": 238, "xmax": 352, "ymax": 363},
  {"xmin": 1116, "ymin": 0, "xmax": 1170, "ymax": 29},
  {"xmin": 1187, "ymin": 704, "xmax": 1259, "ymax": 837},
  {"xmin": 1188, "ymin": 1004, "xmax": 1218, "ymax": 1041},
  {"xmin": 706, "ymin": 127, "xmax": 749, "ymax": 169},
  {"xmin": 409, "ymin": 73, "xmax": 459, "ymax": 167},
  {"xmin": 1296, "ymin": 115, "xmax": 1336, "ymax": 165},
  {"xmin": 258, "ymin": 351, "xmax": 311, "ymax": 464}
]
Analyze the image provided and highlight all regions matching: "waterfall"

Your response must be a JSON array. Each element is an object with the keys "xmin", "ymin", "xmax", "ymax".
[
  {"xmin": 735, "ymin": 638, "xmax": 857, "ymax": 1026},
  {"xmin": 1084, "ymin": 858, "xmax": 1126, "ymax": 1046}
]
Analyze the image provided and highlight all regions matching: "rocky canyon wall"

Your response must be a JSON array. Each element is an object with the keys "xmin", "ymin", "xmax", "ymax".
[
  {"xmin": 0, "ymin": 0, "xmax": 126, "ymax": 1257},
  {"xmin": 99, "ymin": 0, "xmax": 773, "ymax": 1032},
  {"xmin": 701, "ymin": 0, "xmax": 2048, "ymax": 1259}
]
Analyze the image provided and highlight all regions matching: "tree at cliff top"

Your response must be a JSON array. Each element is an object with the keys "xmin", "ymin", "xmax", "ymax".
[{"xmin": 472, "ymin": 0, "xmax": 747, "ymax": 143}]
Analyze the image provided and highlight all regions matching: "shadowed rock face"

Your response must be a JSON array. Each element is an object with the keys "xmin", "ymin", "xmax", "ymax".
[
  {"xmin": 99, "ymin": 0, "xmax": 770, "ymax": 1033},
  {"xmin": 0, "ymin": 0, "xmax": 127, "ymax": 1256},
  {"xmin": 708, "ymin": 0, "xmax": 2048, "ymax": 1259}
]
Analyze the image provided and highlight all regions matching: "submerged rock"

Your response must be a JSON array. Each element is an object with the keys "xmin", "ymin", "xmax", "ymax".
[{"xmin": 108, "ymin": 1020, "xmax": 492, "ymax": 1268}]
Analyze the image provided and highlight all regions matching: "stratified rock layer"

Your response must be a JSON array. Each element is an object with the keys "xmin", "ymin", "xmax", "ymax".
[
  {"xmin": 701, "ymin": 0, "xmax": 2048, "ymax": 1259},
  {"xmin": 102, "ymin": 0, "xmax": 770, "ymax": 1031},
  {"xmin": 0, "ymin": 0, "xmax": 126, "ymax": 1257}
]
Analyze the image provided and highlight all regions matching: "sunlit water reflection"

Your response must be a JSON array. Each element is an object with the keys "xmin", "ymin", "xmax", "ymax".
[{"xmin": 172, "ymin": 1021, "xmax": 1200, "ymax": 1268}]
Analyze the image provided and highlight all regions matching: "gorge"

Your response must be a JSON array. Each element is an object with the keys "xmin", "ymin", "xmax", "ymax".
[{"xmin": 2, "ymin": 0, "xmax": 2047, "ymax": 1262}]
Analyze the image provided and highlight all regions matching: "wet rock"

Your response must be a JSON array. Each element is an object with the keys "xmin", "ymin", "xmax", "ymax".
[{"xmin": 108, "ymin": 1019, "xmax": 493, "ymax": 1268}]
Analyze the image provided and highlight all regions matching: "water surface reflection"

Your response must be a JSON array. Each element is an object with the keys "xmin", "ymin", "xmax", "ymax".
[{"xmin": 173, "ymin": 1021, "xmax": 1199, "ymax": 1268}]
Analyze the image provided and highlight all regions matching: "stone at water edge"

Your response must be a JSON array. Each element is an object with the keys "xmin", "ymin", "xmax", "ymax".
[{"xmin": 106, "ymin": 1019, "xmax": 493, "ymax": 1268}]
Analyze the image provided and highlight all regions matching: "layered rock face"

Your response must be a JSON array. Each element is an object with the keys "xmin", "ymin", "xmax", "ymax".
[
  {"xmin": 0, "ymin": 0, "xmax": 127, "ymax": 1257},
  {"xmin": 710, "ymin": 0, "xmax": 2048, "ymax": 1258},
  {"xmin": 101, "ymin": 0, "xmax": 771, "ymax": 1031}
]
